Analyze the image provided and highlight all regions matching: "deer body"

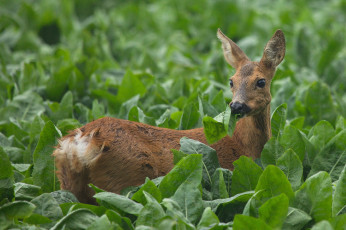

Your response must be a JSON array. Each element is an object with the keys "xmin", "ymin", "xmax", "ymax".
[{"xmin": 53, "ymin": 29, "xmax": 285, "ymax": 204}]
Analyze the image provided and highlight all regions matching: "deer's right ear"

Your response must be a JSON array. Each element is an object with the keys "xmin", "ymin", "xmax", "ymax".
[{"xmin": 217, "ymin": 28, "xmax": 249, "ymax": 69}]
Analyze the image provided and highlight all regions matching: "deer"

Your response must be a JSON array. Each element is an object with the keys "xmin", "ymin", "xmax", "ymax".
[{"xmin": 53, "ymin": 29, "xmax": 285, "ymax": 204}]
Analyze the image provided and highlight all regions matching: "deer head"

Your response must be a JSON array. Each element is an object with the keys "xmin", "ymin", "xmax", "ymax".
[{"xmin": 217, "ymin": 29, "xmax": 286, "ymax": 117}]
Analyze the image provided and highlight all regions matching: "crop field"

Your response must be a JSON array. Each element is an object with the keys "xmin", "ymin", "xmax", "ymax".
[{"xmin": 0, "ymin": 0, "xmax": 345, "ymax": 229}]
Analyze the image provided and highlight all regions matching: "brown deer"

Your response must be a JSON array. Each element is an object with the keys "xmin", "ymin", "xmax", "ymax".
[{"xmin": 53, "ymin": 29, "xmax": 285, "ymax": 204}]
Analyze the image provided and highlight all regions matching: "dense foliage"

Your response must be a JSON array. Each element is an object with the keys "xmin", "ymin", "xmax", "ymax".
[{"xmin": 0, "ymin": 0, "xmax": 345, "ymax": 229}]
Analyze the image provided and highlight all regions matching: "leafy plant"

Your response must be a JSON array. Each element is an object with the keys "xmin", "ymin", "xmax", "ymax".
[{"xmin": 0, "ymin": 0, "xmax": 345, "ymax": 229}]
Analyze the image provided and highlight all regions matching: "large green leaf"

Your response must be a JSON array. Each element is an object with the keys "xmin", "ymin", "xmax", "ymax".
[
  {"xmin": 179, "ymin": 102, "xmax": 200, "ymax": 130},
  {"xmin": 197, "ymin": 207, "xmax": 219, "ymax": 229},
  {"xmin": 211, "ymin": 168, "xmax": 229, "ymax": 199},
  {"xmin": 311, "ymin": 220, "xmax": 333, "ymax": 230},
  {"xmin": 305, "ymin": 81, "xmax": 336, "ymax": 124},
  {"xmin": 136, "ymin": 191, "xmax": 165, "ymax": 227},
  {"xmin": 309, "ymin": 120, "xmax": 335, "ymax": 150},
  {"xmin": 94, "ymin": 192, "xmax": 143, "ymax": 215},
  {"xmin": 30, "ymin": 193, "xmax": 63, "ymax": 221},
  {"xmin": 231, "ymin": 156, "xmax": 263, "ymax": 196},
  {"xmin": 309, "ymin": 130, "xmax": 346, "ymax": 181},
  {"xmin": 258, "ymin": 193, "xmax": 289, "ymax": 229},
  {"xmin": 277, "ymin": 149, "xmax": 303, "ymax": 191},
  {"xmin": 280, "ymin": 125, "xmax": 305, "ymax": 162},
  {"xmin": 51, "ymin": 208, "xmax": 99, "ymax": 230},
  {"xmin": 293, "ymin": 171, "xmax": 332, "ymax": 222},
  {"xmin": 14, "ymin": 182, "xmax": 41, "ymax": 200},
  {"xmin": 159, "ymin": 154, "xmax": 203, "ymax": 198},
  {"xmin": 0, "ymin": 146, "xmax": 14, "ymax": 201},
  {"xmin": 116, "ymin": 70, "xmax": 147, "ymax": 104},
  {"xmin": 202, "ymin": 116, "xmax": 227, "ymax": 144},
  {"xmin": 271, "ymin": 103, "xmax": 287, "ymax": 138},
  {"xmin": 0, "ymin": 200, "xmax": 36, "ymax": 220},
  {"xmin": 255, "ymin": 165, "xmax": 294, "ymax": 202},
  {"xmin": 32, "ymin": 120, "xmax": 60, "ymax": 193},
  {"xmin": 131, "ymin": 178, "xmax": 162, "ymax": 205},
  {"xmin": 261, "ymin": 137, "xmax": 285, "ymax": 168},
  {"xmin": 282, "ymin": 207, "xmax": 312, "ymax": 230},
  {"xmin": 205, "ymin": 191, "xmax": 254, "ymax": 222},
  {"xmin": 171, "ymin": 172, "xmax": 203, "ymax": 224},
  {"xmin": 233, "ymin": 214, "xmax": 271, "ymax": 230},
  {"xmin": 179, "ymin": 137, "xmax": 220, "ymax": 190},
  {"xmin": 333, "ymin": 165, "xmax": 346, "ymax": 216}
]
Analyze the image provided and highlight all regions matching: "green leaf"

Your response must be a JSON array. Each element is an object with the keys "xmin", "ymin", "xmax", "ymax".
[
  {"xmin": 0, "ymin": 200, "xmax": 36, "ymax": 220},
  {"xmin": 118, "ymin": 95, "xmax": 140, "ymax": 119},
  {"xmin": 117, "ymin": 70, "xmax": 146, "ymax": 104},
  {"xmin": 30, "ymin": 193, "xmax": 63, "ymax": 221},
  {"xmin": 60, "ymin": 203, "xmax": 107, "ymax": 217},
  {"xmin": 132, "ymin": 178, "xmax": 162, "ymax": 205},
  {"xmin": 293, "ymin": 171, "xmax": 332, "ymax": 222},
  {"xmin": 271, "ymin": 103, "xmax": 287, "ymax": 138},
  {"xmin": 255, "ymin": 165, "xmax": 294, "ymax": 202},
  {"xmin": 311, "ymin": 220, "xmax": 333, "ymax": 230},
  {"xmin": 305, "ymin": 81, "xmax": 336, "ymax": 124},
  {"xmin": 179, "ymin": 137, "xmax": 220, "ymax": 190},
  {"xmin": 258, "ymin": 193, "xmax": 289, "ymax": 229},
  {"xmin": 309, "ymin": 120, "xmax": 335, "ymax": 150},
  {"xmin": 50, "ymin": 190, "xmax": 79, "ymax": 204},
  {"xmin": 233, "ymin": 214, "xmax": 271, "ymax": 230},
  {"xmin": 333, "ymin": 165, "xmax": 346, "ymax": 216},
  {"xmin": 211, "ymin": 168, "xmax": 229, "ymax": 199},
  {"xmin": 197, "ymin": 207, "xmax": 219, "ymax": 229},
  {"xmin": 231, "ymin": 156, "xmax": 263, "ymax": 196},
  {"xmin": 172, "ymin": 180, "xmax": 203, "ymax": 225},
  {"xmin": 309, "ymin": 130, "xmax": 346, "ymax": 181},
  {"xmin": 86, "ymin": 214, "xmax": 116, "ymax": 230},
  {"xmin": 32, "ymin": 120, "xmax": 60, "ymax": 193},
  {"xmin": 335, "ymin": 116, "xmax": 346, "ymax": 133},
  {"xmin": 159, "ymin": 154, "xmax": 203, "ymax": 198},
  {"xmin": 106, "ymin": 209, "xmax": 134, "ymax": 230},
  {"xmin": 0, "ymin": 146, "xmax": 14, "ymax": 201},
  {"xmin": 92, "ymin": 99, "xmax": 105, "ymax": 120},
  {"xmin": 203, "ymin": 116, "xmax": 227, "ymax": 144},
  {"xmin": 280, "ymin": 125, "xmax": 305, "ymax": 162},
  {"xmin": 51, "ymin": 208, "xmax": 99, "ymax": 230},
  {"xmin": 179, "ymin": 102, "xmax": 200, "ymax": 130},
  {"xmin": 14, "ymin": 182, "xmax": 41, "ymax": 200},
  {"xmin": 94, "ymin": 192, "xmax": 143, "ymax": 215},
  {"xmin": 282, "ymin": 207, "xmax": 312, "ymax": 230},
  {"xmin": 205, "ymin": 191, "xmax": 254, "ymax": 222},
  {"xmin": 24, "ymin": 213, "xmax": 52, "ymax": 225},
  {"xmin": 49, "ymin": 91, "xmax": 74, "ymax": 122},
  {"xmin": 136, "ymin": 191, "xmax": 165, "ymax": 227},
  {"xmin": 261, "ymin": 137, "xmax": 285, "ymax": 168},
  {"xmin": 277, "ymin": 149, "xmax": 303, "ymax": 191},
  {"xmin": 161, "ymin": 198, "xmax": 190, "ymax": 224},
  {"xmin": 331, "ymin": 214, "xmax": 346, "ymax": 230}
]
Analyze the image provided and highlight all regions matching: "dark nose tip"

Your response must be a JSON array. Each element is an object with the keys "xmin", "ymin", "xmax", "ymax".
[{"xmin": 230, "ymin": 102, "xmax": 250, "ymax": 116}]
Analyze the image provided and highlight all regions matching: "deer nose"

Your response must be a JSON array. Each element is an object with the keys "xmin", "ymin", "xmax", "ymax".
[{"xmin": 230, "ymin": 102, "xmax": 251, "ymax": 116}]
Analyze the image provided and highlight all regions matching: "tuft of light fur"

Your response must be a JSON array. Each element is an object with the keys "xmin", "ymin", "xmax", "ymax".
[{"xmin": 54, "ymin": 129, "xmax": 101, "ymax": 173}]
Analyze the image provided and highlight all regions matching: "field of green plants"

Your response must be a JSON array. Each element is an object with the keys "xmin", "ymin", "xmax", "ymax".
[{"xmin": 0, "ymin": 0, "xmax": 345, "ymax": 229}]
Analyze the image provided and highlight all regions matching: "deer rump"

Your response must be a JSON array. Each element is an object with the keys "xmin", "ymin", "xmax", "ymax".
[{"xmin": 53, "ymin": 29, "xmax": 286, "ymax": 204}]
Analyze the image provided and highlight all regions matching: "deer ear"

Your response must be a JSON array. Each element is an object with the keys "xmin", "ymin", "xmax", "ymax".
[
  {"xmin": 260, "ymin": 30, "xmax": 286, "ymax": 69},
  {"xmin": 217, "ymin": 28, "xmax": 249, "ymax": 69}
]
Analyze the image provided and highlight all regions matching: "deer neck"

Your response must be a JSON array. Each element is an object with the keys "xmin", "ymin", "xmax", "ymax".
[{"xmin": 233, "ymin": 104, "xmax": 271, "ymax": 158}]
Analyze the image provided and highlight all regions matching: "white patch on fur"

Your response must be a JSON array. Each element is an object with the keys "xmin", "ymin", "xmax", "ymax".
[{"xmin": 57, "ymin": 129, "xmax": 101, "ymax": 171}]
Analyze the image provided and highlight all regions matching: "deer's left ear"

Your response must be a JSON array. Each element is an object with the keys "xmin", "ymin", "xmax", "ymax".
[{"xmin": 260, "ymin": 30, "xmax": 286, "ymax": 69}]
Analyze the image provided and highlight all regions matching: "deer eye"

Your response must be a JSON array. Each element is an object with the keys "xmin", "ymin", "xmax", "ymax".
[
  {"xmin": 229, "ymin": 79, "xmax": 233, "ymax": 88},
  {"xmin": 256, "ymin": 79, "xmax": 266, "ymax": 88}
]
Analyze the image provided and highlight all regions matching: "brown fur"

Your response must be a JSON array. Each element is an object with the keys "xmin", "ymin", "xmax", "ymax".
[{"xmin": 53, "ymin": 29, "xmax": 285, "ymax": 204}]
